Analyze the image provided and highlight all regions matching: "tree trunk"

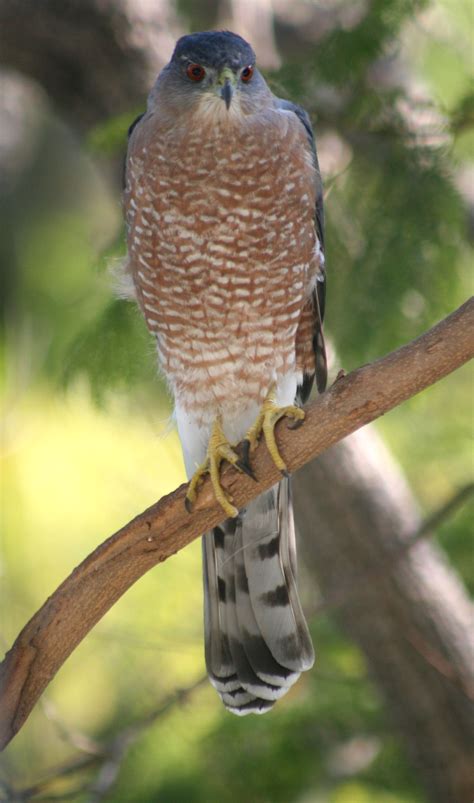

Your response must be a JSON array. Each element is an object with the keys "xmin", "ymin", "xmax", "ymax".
[{"xmin": 294, "ymin": 427, "xmax": 474, "ymax": 803}]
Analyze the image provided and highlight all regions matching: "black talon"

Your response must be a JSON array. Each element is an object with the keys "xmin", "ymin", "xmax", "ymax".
[
  {"xmin": 287, "ymin": 416, "xmax": 305, "ymax": 430},
  {"xmin": 241, "ymin": 439, "xmax": 251, "ymax": 466},
  {"xmin": 184, "ymin": 497, "xmax": 194, "ymax": 514},
  {"xmin": 236, "ymin": 458, "xmax": 257, "ymax": 482},
  {"xmin": 281, "ymin": 469, "xmax": 290, "ymax": 479},
  {"xmin": 238, "ymin": 440, "xmax": 258, "ymax": 481}
]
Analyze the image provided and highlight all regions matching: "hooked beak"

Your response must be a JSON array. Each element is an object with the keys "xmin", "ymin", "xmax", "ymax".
[
  {"xmin": 221, "ymin": 79, "xmax": 233, "ymax": 110},
  {"xmin": 218, "ymin": 68, "xmax": 236, "ymax": 110}
]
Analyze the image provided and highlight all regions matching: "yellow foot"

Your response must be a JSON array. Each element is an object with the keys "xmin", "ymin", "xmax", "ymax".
[
  {"xmin": 185, "ymin": 418, "xmax": 255, "ymax": 519},
  {"xmin": 243, "ymin": 386, "xmax": 305, "ymax": 475}
]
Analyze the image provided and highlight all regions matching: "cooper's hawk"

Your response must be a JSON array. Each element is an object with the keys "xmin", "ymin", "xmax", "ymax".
[{"xmin": 124, "ymin": 31, "xmax": 326, "ymax": 714}]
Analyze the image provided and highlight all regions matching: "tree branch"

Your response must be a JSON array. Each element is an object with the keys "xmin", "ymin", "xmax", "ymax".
[
  {"xmin": 7, "ymin": 483, "xmax": 472, "ymax": 800},
  {"xmin": 1, "ymin": 298, "xmax": 472, "ymax": 750}
]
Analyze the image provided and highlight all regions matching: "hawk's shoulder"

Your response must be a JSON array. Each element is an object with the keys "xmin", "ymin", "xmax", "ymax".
[{"xmin": 275, "ymin": 97, "xmax": 327, "ymax": 399}]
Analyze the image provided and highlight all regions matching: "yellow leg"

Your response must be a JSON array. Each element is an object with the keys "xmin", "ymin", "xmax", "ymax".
[
  {"xmin": 185, "ymin": 417, "xmax": 254, "ymax": 519},
  {"xmin": 243, "ymin": 385, "xmax": 305, "ymax": 475}
]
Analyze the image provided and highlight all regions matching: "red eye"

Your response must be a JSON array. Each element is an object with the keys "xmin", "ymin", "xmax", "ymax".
[
  {"xmin": 241, "ymin": 65, "xmax": 254, "ymax": 83},
  {"xmin": 186, "ymin": 63, "xmax": 206, "ymax": 82}
]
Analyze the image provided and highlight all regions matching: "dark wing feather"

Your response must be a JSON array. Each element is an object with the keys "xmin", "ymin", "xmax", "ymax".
[
  {"xmin": 276, "ymin": 99, "xmax": 327, "ymax": 400},
  {"xmin": 122, "ymin": 112, "xmax": 145, "ymax": 189}
]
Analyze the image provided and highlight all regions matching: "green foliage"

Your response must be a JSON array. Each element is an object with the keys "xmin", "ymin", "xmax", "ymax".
[
  {"xmin": 438, "ymin": 499, "xmax": 474, "ymax": 595},
  {"xmin": 327, "ymin": 141, "xmax": 465, "ymax": 362},
  {"xmin": 312, "ymin": 0, "xmax": 429, "ymax": 86},
  {"xmin": 451, "ymin": 90, "xmax": 474, "ymax": 136},
  {"xmin": 88, "ymin": 107, "xmax": 144, "ymax": 155},
  {"xmin": 61, "ymin": 299, "xmax": 162, "ymax": 404},
  {"xmin": 73, "ymin": 618, "xmax": 425, "ymax": 803},
  {"xmin": 271, "ymin": 0, "xmax": 428, "ymax": 97}
]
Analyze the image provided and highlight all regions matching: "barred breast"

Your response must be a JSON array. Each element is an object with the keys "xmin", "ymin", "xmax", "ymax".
[{"xmin": 125, "ymin": 106, "xmax": 318, "ymax": 427}]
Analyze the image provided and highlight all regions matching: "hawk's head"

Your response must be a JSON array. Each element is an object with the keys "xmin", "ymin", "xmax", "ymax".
[{"xmin": 150, "ymin": 31, "xmax": 272, "ymax": 121}]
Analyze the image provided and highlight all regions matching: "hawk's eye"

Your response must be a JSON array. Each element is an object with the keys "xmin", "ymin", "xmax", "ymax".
[
  {"xmin": 186, "ymin": 63, "xmax": 206, "ymax": 82},
  {"xmin": 241, "ymin": 65, "xmax": 254, "ymax": 83}
]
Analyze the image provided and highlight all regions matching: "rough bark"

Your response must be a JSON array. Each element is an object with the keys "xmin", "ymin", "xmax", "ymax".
[
  {"xmin": 295, "ymin": 429, "xmax": 474, "ymax": 803},
  {"xmin": 0, "ymin": 300, "xmax": 473, "ymax": 756}
]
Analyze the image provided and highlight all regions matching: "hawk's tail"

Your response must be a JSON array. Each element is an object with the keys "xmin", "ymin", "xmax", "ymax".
[{"xmin": 202, "ymin": 478, "xmax": 314, "ymax": 715}]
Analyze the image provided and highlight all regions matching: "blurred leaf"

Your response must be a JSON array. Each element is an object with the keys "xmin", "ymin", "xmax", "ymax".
[
  {"xmin": 60, "ymin": 299, "xmax": 163, "ymax": 404},
  {"xmin": 87, "ymin": 107, "xmax": 144, "ymax": 155},
  {"xmin": 327, "ymin": 141, "xmax": 466, "ymax": 363},
  {"xmin": 450, "ymin": 90, "xmax": 474, "ymax": 136}
]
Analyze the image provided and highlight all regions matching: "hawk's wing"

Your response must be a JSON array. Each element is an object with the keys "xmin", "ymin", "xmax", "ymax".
[
  {"xmin": 276, "ymin": 99, "xmax": 327, "ymax": 401},
  {"xmin": 122, "ymin": 112, "xmax": 145, "ymax": 190}
]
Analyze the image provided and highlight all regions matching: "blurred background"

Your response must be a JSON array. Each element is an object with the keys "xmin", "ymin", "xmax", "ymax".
[{"xmin": 0, "ymin": 1, "xmax": 473, "ymax": 801}]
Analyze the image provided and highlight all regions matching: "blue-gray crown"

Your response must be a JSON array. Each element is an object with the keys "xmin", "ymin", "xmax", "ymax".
[{"xmin": 171, "ymin": 31, "xmax": 255, "ymax": 72}]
